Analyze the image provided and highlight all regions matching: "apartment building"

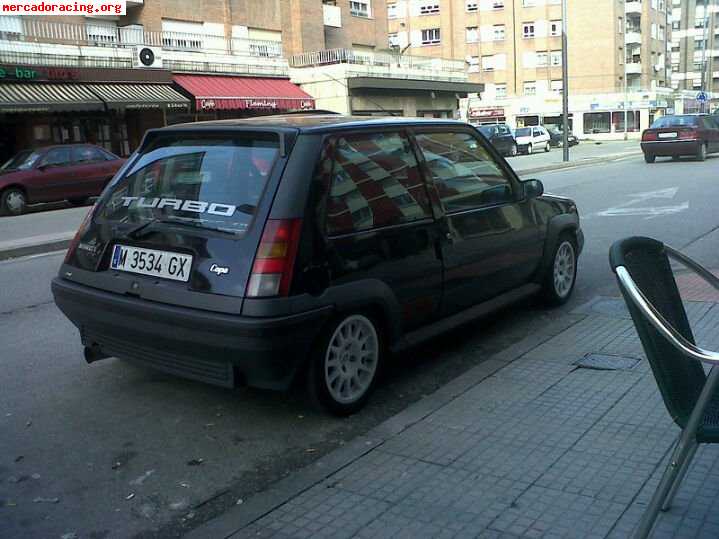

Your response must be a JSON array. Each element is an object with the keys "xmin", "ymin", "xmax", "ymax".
[
  {"xmin": 0, "ymin": 0, "xmax": 479, "ymax": 162},
  {"xmin": 669, "ymin": 0, "xmax": 718, "ymax": 112},
  {"xmin": 387, "ymin": 0, "xmax": 672, "ymax": 138}
]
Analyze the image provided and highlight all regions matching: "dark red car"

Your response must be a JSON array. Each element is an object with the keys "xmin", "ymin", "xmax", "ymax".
[
  {"xmin": 640, "ymin": 114, "xmax": 719, "ymax": 163},
  {"xmin": 0, "ymin": 144, "xmax": 126, "ymax": 215}
]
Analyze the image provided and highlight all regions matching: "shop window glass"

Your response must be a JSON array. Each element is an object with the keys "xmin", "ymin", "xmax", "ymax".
[
  {"xmin": 325, "ymin": 132, "xmax": 432, "ymax": 236},
  {"xmin": 583, "ymin": 112, "xmax": 611, "ymax": 134},
  {"xmin": 612, "ymin": 111, "xmax": 640, "ymax": 132}
]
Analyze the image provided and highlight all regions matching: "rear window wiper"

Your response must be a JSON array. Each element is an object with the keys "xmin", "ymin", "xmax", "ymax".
[{"xmin": 127, "ymin": 217, "xmax": 238, "ymax": 238}]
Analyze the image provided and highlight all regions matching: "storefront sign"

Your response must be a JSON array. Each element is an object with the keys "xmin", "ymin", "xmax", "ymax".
[
  {"xmin": 0, "ymin": 66, "xmax": 80, "ymax": 81},
  {"xmin": 200, "ymin": 99, "xmax": 216, "ymax": 110},
  {"xmin": 245, "ymin": 99, "xmax": 278, "ymax": 109},
  {"xmin": 469, "ymin": 107, "xmax": 504, "ymax": 119}
]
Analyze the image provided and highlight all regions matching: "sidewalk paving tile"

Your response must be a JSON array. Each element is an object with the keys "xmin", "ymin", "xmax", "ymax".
[{"xmin": 228, "ymin": 298, "xmax": 719, "ymax": 538}]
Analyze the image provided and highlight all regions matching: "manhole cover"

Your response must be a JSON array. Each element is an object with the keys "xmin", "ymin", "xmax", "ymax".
[{"xmin": 574, "ymin": 353, "xmax": 640, "ymax": 371}]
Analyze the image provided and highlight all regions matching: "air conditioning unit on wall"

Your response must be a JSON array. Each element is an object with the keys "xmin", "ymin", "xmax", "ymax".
[{"xmin": 133, "ymin": 46, "xmax": 163, "ymax": 69}]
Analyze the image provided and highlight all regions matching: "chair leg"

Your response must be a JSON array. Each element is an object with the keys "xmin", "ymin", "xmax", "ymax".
[{"xmin": 661, "ymin": 442, "xmax": 698, "ymax": 512}]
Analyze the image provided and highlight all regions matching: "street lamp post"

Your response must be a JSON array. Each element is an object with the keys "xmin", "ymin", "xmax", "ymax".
[{"xmin": 561, "ymin": 0, "xmax": 569, "ymax": 162}]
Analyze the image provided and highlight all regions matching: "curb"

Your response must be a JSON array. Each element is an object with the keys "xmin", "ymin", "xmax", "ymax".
[
  {"xmin": 515, "ymin": 150, "xmax": 642, "ymax": 176},
  {"xmin": 185, "ymin": 312, "xmax": 588, "ymax": 539},
  {"xmin": 0, "ymin": 237, "xmax": 72, "ymax": 261}
]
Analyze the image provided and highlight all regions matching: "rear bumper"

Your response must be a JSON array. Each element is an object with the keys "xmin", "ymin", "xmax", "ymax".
[
  {"xmin": 641, "ymin": 140, "xmax": 699, "ymax": 156},
  {"xmin": 51, "ymin": 278, "xmax": 332, "ymax": 390}
]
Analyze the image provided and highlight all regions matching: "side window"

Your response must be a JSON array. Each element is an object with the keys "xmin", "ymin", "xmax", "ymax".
[
  {"xmin": 498, "ymin": 126, "xmax": 509, "ymax": 135},
  {"xmin": 325, "ymin": 131, "xmax": 432, "ymax": 236},
  {"xmin": 40, "ymin": 148, "xmax": 71, "ymax": 168},
  {"xmin": 414, "ymin": 130, "xmax": 514, "ymax": 213},
  {"xmin": 73, "ymin": 146, "xmax": 105, "ymax": 164}
]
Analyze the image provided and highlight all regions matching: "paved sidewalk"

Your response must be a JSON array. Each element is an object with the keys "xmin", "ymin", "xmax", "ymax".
[{"xmin": 193, "ymin": 282, "xmax": 719, "ymax": 538}]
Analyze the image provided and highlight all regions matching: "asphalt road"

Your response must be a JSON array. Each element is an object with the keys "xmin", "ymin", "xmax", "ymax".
[{"xmin": 1, "ymin": 152, "xmax": 718, "ymax": 539}]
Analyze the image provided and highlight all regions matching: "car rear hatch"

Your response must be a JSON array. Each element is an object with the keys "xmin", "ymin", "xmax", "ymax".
[{"xmin": 63, "ymin": 127, "xmax": 296, "ymax": 315}]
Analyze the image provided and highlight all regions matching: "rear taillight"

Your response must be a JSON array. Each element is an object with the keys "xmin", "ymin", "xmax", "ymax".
[
  {"xmin": 678, "ymin": 128, "xmax": 698, "ymax": 140},
  {"xmin": 642, "ymin": 131, "xmax": 657, "ymax": 141},
  {"xmin": 246, "ymin": 218, "xmax": 303, "ymax": 298},
  {"xmin": 64, "ymin": 206, "xmax": 96, "ymax": 263}
]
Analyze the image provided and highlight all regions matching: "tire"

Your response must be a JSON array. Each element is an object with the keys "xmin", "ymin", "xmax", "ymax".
[
  {"xmin": 696, "ymin": 143, "xmax": 707, "ymax": 162},
  {"xmin": 68, "ymin": 197, "xmax": 90, "ymax": 206},
  {"xmin": 307, "ymin": 313, "xmax": 383, "ymax": 416},
  {"xmin": 544, "ymin": 142, "xmax": 551, "ymax": 152},
  {"xmin": 510, "ymin": 144, "xmax": 518, "ymax": 157},
  {"xmin": 644, "ymin": 153, "xmax": 656, "ymax": 163},
  {"xmin": 542, "ymin": 234, "xmax": 578, "ymax": 306},
  {"xmin": 671, "ymin": 155, "xmax": 680, "ymax": 161},
  {"xmin": 527, "ymin": 143, "xmax": 533, "ymax": 155},
  {"xmin": 1, "ymin": 187, "xmax": 27, "ymax": 216}
]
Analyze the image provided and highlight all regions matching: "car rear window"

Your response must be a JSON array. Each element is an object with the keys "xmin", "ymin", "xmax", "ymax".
[
  {"xmin": 515, "ymin": 128, "xmax": 531, "ymax": 136},
  {"xmin": 96, "ymin": 132, "xmax": 279, "ymax": 236},
  {"xmin": 650, "ymin": 115, "xmax": 698, "ymax": 128}
]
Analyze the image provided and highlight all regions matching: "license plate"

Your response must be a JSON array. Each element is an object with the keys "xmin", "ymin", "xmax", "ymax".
[
  {"xmin": 658, "ymin": 132, "xmax": 677, "ymax": 139},
  {"xmin": 110, "ymin": 245, "xmax": 192, "ymax": 282}
]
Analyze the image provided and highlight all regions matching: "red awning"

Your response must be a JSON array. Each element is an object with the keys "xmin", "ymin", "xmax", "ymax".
[{"xmin": 173, "ymin": 75, "xmax": 315, "ymax": 112}]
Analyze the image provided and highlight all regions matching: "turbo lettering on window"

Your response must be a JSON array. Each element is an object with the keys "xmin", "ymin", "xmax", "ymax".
[{"xmin": 119, "ymin": 197, "xmax": 237, "ymax": 216}]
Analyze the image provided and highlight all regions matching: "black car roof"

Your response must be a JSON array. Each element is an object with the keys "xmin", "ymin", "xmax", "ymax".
[{"xmin": 167, "ymin": 113, "xmax": 467, "ymax": 133}]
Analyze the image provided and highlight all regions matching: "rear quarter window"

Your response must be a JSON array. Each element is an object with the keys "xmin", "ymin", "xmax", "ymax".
[{"xmin": 324, "ymin": 131, "xmax": 433, "ymax": 236}]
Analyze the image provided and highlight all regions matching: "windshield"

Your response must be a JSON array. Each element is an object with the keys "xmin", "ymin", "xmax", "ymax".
[
  {"xmin": 650, "ymin": 115, "xmax": 698, "ymax": 128},
  {"xmin": 1, "ymin": 150, "xmax": 41, "ymax": 171},
  {"xmin": 96, "ymin": 133, "xmax": 280, "ymax": 236},
  {"xmin": 515, "ymin": 128, "xmax": 532, "ymax": 137}
]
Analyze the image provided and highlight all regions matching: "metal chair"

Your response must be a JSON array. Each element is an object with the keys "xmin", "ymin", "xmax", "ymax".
[{"xmin": 609, "ymin": 237, "xmax": 719, "ymax": 539}]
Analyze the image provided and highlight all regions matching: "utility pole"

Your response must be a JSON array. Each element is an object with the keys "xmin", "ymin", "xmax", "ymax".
[{"xmin": 561, "ymin": 0, "xmax": 569, "ymax": 162}]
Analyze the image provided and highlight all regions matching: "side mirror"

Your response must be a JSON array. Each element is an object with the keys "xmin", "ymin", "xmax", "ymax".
[{"xmin": 522, "ymin": 178, "xmax": 544, "ymax": 199}]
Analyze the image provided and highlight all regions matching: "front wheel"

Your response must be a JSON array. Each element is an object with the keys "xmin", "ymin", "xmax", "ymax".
[
  {"xmin": 544, "ymin": 142, "xmax": 551, "ymax": 152},
  {"xmin": 510, "ymin": 144, "xmax": 518, "ymax": 157},
  {"xmin": 307, "ymin": 313, "xmax": 382, "ymax": 416},
  {"xmin": 644, "ymin": 153, "xmax": 656, "ymax": 163},
  {"xmin": 1, "ymin": 187, "xmax": 27, "ymax": 216},
  {"xmin": 542, "ymin": 235, "xmax": 578, "ymax": 306},
  {"xmin": 696, "ymin": 143, "xmax": 707, "ymax": 162}
]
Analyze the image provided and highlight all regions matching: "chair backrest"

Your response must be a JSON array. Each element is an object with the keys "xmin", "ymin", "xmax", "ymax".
[{"xmin": 610, "ymin": 237, "xmax": 707, "ymax": 428}]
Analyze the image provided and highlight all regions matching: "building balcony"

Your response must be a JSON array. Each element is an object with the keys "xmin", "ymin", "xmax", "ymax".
[
  {"xmin": 625, "ymin": 62, "xmax": 642, "ymax": 75},
  {"xmin": 323, "ymin": 4, "xmax": 342, "ymax": 28},
  {"xmin": 625, "ymin": 0, "xmax": 642, "ymax": 15},
  {"xmin": 625, "ymin": 31, "xmax": 642, "ymax": 45},
  {"xmin": 289, "ymin": 48, "xmax": 468, "ymax": 83},
  {"xmin": 0, "ymin": 19, "xmax": 288, "ymax": 76}
]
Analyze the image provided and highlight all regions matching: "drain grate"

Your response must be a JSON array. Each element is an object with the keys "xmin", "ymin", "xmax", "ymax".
[{"xmin": 574, "ymin": 353, "xmax": 640, "ymax": 371}]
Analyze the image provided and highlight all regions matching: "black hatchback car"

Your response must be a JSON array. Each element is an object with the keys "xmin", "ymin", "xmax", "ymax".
[
  {"xmin": 52, "ymin": 115, "xmax": 583, "ymax": 415},
  {"xmin": 477, "ymin": 123, "xmax": 518, "ymax": 157}
]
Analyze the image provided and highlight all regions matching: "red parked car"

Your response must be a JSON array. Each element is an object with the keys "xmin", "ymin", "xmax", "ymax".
[
  {"xmin": 640, "ymin": 114, "xmax": 719, "ymax": 163},
  {"xmin": 0, "ymin": 144, "xmax": 126, "ymax": 215}
]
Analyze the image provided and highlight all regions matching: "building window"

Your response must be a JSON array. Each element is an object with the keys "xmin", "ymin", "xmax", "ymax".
[
  {"xmin": 524, "ymin": 81, "xmax": 536, "ymax": 95},
  {"xmin": 551, "ymin": 79, "xmax": 563, "ymax": 93},
  {"xmin": 387, "ymin": 2, "xmax": 398, "ymax": 18},
  {"xmin": 482, "ymin": 55, "xmax": 494, "ymax": 71},
  {"xmin": 550, "ymin": 50, "xmax": 562, "ymax": 66},
  {"xmin": 493, "ymin": 0, "xmax": 505, "ymax": 8},
  {"xmin": 466, "ymin": 1, "xmax": 478, "ymax": 12},
  {"xmin": 421, "ymin": 28, "xmax": 441, "ymax": 45},
  {"xmin": 350, "ymin": 0, "xmax": 371, "ymax": 18},
  {"xmin": 523, "ymin": 0, "xmax": 536, "ymax": 6},
  {"xmin": 536, "ymin": 51, "xmax": 549, "ymax": 67},
  {"xmin": 583, "ymin": 112, "xmax": 611, "ymax": 134},
  {"xmin": 389, "ymin": 32, "xmax": 399, "ymax": 48},
  {"xmin": 550, "ymin": 20, "xmax": 561, "ymax": 36},
  {"xmin": 523, "ymin": 22, "xmax": 535, "ymax": 38},
  {"xmin": 419, "ymin": 2, "xmax": 440, "ymax": 15},
  {"xmin": 495, "ymin": 83, "xmax": 507, "ymax": 98},
  {"xmin": 466, "ymin": 26, "xmax": 479, "ymax": 43},
  {"xmin": 658, "ymin": 25, "xmax": 665, "ymax": 41},
  {"xmin": 467, "ymin": 56, "xmax": 480, "ymax": 72},
  {"xmin": 494, "ymin": 24, "xmax": 505, "ymax": 40}
]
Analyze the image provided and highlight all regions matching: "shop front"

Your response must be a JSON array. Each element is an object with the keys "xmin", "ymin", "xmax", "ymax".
[
  {"xmin": 0, "ymin": 65, "xmax": 190, "ymax": 162},
  {"xmin": 171, "ymin": 74, "xmax": 315, "ymax": 123},
  {"xmin": 468, "ymin": 106, "xmax": 506, "ymax": 125}
]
